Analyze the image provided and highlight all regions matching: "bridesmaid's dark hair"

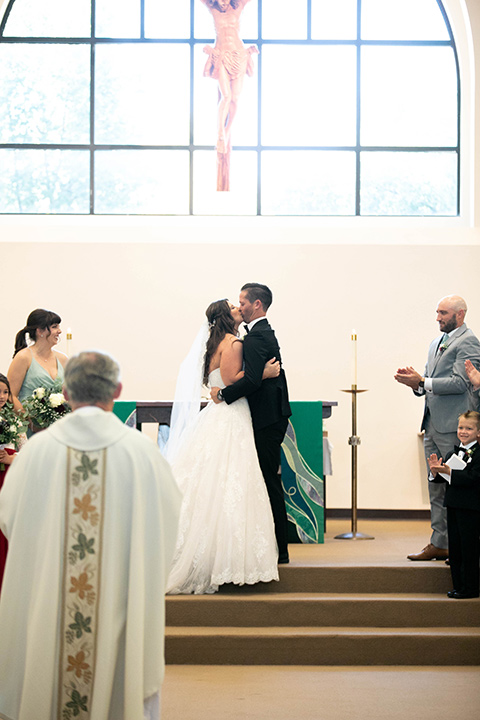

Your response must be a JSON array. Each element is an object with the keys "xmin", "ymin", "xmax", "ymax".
[
  {"xmin": 13, "ymin": 308, "xmax": 62, "ymax": 357},
  {"xmin": 203, "ymin": 299, "xmax": 236, "ymax": 384},
  {"xmin": 0, "ymin": 373, "xmax": 12, "ymax": 402}
]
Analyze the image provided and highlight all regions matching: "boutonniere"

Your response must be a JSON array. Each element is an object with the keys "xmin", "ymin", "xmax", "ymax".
[
  {"xmin": 464, "ymin": 446, "xmax": 477, "ymax": 460},
  {"xmin": 439, "ymin": 340, "xmax": 449, "ymax": 353}
]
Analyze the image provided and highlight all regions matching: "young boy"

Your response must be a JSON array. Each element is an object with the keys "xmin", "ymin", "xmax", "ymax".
[{"xmin": 428, "ymin": 410, "xmax": 480, "ymax": 599}]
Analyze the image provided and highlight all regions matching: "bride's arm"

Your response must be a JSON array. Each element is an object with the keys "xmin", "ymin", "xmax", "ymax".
[
  {"xmin": 219, "ymin": 337, "xmax": 281, "ymax": 387},
  {"xmin": 220, "ymin": 338, "xmax": 244, "ymax": 385}
]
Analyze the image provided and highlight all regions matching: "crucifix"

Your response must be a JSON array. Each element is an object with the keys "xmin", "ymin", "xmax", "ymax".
[{"xmin": 201, "ymin": 0, "xmax": 258, "ymax": 191}]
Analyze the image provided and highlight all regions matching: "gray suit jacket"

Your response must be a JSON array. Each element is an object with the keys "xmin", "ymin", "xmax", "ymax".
[{"xmin": 414, "ymin": 324, "xmax": 480, "ymax": 434}]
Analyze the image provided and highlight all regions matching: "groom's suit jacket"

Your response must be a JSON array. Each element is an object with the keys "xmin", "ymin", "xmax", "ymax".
[
  {"xmin": 221, "ymin": 318, "xmax": 291, "ymax": 431},
  {"xmin": 415, "ymin": 324, "xmax": 480, "ymax": 434}
]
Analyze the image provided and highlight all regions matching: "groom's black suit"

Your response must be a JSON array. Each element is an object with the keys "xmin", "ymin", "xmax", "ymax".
[{"xmin": 221, "ymin": 318, "xmax": 291, "ymax": 557}]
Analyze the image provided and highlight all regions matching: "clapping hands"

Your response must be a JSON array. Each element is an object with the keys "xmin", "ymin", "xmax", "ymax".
[
  {"xmin": 428, "ymin": 453, "xmax": 450, "ymax": 477},
  {"xmin": 394, "ymin": 366, "xmax": 423, "ymax": 390},
  {"xmin": 465, "ymin": 359, "xmax": 480, "ymax": 390}
]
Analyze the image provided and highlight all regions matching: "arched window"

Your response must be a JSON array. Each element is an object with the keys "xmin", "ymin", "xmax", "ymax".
[{"xmin": 0, "ymin": 0, "xmax": 459, "ymax": 216}]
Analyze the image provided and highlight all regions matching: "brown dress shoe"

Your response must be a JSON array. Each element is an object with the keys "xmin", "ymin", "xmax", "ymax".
[{"xmin": 407, "ymin": 543, "xmax": 449, "ymax": 561}]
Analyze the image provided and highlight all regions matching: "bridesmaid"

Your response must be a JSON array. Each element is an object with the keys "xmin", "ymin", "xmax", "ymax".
[{"xmin": 8, "ymin": 308, "xmax": 68, "ymax": 413}]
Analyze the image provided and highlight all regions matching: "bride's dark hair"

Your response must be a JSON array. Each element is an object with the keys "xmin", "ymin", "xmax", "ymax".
[{"xmin": 203, "ymin": 299, "xmax": 236, "ymax": 384}]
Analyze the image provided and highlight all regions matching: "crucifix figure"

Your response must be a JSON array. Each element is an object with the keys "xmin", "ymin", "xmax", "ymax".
[{"xmin": 201, "ymin": 0, "xmax": 258, "ymax": 191}]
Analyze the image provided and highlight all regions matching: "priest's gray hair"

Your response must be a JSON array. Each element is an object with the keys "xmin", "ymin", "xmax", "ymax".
[{"xmin": 64, "ymin": 351, "xmax": 120, "ymax": 405}]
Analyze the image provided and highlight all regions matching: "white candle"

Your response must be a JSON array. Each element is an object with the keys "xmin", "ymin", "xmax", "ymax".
[{"xmin": 351, "ymin": 329, "xmax": 357, "ymax": 386}]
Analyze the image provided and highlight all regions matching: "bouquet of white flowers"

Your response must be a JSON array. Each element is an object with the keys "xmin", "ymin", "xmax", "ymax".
[
  {"xmin": 0, "ymin": 402, "xmax": 29, "ymax": 469},
  {"xmin": 23, "ymin": 382, "xmax": 71, "ymax": 431}
]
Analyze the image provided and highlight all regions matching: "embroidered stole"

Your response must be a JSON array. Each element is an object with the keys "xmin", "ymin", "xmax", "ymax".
[{"xmin": 58, "ymin": 447, "xmax": 106, "ymax": 720}]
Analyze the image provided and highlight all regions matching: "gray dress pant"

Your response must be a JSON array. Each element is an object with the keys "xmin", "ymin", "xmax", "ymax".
[{"xmin": 423, "ymin": 413, "xmax": 456, "ymax": 550}]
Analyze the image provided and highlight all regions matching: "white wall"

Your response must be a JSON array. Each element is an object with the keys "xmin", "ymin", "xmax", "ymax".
[
  {"xmin": 2, "ymin": 233, "xmax": 479, "ymax": 510},
  {"xmin": 1, "ymin": 0, "xmax": 479, "ymax": 511}
]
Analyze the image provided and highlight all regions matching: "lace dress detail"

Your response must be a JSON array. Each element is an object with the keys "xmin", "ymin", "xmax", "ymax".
[{"xmin": 167, "ymin": 369, "xmax": 279, "ymax": 594}]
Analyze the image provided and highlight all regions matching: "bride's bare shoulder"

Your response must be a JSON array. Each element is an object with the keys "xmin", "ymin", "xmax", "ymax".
[{"xmin": 224, "ymin": 333, "xmax": 241, "ymax": 346}]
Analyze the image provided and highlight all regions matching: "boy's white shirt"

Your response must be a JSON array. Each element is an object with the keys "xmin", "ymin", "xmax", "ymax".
[
  {"xmin": 429, "ymin": 440, "xmax": 476, "ymax": 484},
  {"xmin": 438, "ymin": 440, "xmax": 477, "ymax": 482},
  {"xmin": 438, "ymin": 454, "xmax": 466, "ymax": 483}
]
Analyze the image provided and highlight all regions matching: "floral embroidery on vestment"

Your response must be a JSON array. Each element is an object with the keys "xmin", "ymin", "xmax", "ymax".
[{"xmin": 58, "ymin": 448, "xmax": 106, "ymax": 719}]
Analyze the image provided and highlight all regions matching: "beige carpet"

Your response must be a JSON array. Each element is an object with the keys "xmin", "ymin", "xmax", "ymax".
[
  {"xmin": 162, "ymin": 520, "xmax": 480, "ymax": 719},
  {"xmin": 166, "ymin": 519, "xmax": 479, "ymax": 666}
]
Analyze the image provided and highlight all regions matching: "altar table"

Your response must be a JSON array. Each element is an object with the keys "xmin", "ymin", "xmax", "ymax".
[{"xmin": 113, "ymin": 399, "xmax": 337, "ymax": 544}]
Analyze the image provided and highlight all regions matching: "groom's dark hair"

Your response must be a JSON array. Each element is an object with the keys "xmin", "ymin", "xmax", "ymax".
[{"xmin": 241, "ymin": 283, "xmax": 272, "ymax": 311}]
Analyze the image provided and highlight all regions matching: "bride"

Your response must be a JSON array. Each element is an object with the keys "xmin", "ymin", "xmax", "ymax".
[{"xmin": 166, "ymin": 298, "xmax": 280, "ymax": 594}]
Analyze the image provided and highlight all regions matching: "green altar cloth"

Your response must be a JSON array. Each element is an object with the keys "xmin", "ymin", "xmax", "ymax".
[
  {"xmin": 112, "ymin": 400, "xmax": 136, "ymax": 424},
  {"xmin": 281, "ymin": 401, "xmax": 324, "ymax": 543},
  {"xmin": 113, "ymin": 399, "xmax": 324, "ymax": 543}
]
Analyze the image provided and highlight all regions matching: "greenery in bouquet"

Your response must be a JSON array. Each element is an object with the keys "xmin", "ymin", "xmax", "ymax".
[
  {"xmin": 23, "ymin": 382, "xmax": 71, "ymax": 430},
  {"xmin": 0, "ymin": 402, "xmax": 28, "ymax": 450}
]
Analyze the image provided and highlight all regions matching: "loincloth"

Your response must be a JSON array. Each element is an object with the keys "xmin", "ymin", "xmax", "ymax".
[{"xmin": 203, "ymin": 45, "xmax": 258, "ymax": 80}]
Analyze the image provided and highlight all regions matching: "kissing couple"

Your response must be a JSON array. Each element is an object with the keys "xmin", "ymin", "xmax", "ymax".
[{"xmin": 166, "ymin": 283, "xmax": 291, "ymax": 594}]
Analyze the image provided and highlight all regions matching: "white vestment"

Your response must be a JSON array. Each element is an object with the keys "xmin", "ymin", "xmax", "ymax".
[{"xmin": 0, "ymin": 406, "xmax": 181, "ymax": 720}]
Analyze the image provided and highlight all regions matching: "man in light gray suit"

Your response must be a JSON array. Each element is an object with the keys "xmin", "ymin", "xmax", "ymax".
[{"xmin": 395, "ymin": 295, "xmax": 480, "ymax": 560}]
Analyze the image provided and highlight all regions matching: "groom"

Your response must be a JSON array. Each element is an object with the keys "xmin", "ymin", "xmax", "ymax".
[{"xmin": 211, "ymin": 283, "xmax": 292, "ymax": 563}]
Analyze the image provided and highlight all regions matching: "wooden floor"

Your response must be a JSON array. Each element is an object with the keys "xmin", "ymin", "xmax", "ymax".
[
  {"xmin": 162, "ymin": 665, "xmax": 480, "ymax": 720},
  {"xmin": 161, "ymin": 520, "xmax": 480, "ymax": 720}
]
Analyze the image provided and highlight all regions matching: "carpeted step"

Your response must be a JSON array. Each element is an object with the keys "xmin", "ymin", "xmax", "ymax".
[
  {"xmin": 215, "ymin": 564, "xmax": 451, "ymax": 594},
  {"xmin": 165, "ymin": 550, "xmax": 477, "ymax": 667},
  {"xmin": 165, "ymin": 626, "xmax": 480, "ymax": 666},
  {"xmin": 166, "ymin": 592, "xmax": 480, "ymax": 629}
]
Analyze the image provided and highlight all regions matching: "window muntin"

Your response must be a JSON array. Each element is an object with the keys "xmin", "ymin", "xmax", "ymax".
[{"xmin": 0, "ymin": 0, "xmax": 460, "ymax": 217}]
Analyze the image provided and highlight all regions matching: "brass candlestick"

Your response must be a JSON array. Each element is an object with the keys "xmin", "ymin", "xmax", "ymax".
[
  {"xmin": 66, "ymin": 328, "xmax": 72, "ymax": 356},
  {"xmin": 335, "ymin": 384, "xmax": 374, "ymax": 540}
]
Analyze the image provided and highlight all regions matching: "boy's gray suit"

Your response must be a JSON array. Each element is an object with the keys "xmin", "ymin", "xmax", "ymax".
[{"xmin": 414, "ymin": 323, "xmax": 480, "ymax": 548}]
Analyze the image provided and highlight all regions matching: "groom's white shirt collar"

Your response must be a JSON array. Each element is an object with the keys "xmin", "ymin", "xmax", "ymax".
[{"xmin": 246, "ymin": 316, "xmax": 267, "ymax": 332}]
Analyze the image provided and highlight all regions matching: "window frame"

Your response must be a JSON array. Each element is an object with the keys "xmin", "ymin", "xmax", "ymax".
[{"xmin": 0, "ymin": 0, "xmax": 461, "ymax": 217}]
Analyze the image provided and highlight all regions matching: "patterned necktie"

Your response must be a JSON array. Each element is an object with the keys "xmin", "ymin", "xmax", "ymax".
[{"xmin": 436, "ymin": 334, "xmax": 447, "ymax": 354}]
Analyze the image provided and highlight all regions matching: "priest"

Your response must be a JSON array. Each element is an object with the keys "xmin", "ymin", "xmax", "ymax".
[{"xmin": 0, "ymin": 351, "xmax": 181, "ymax": 720}]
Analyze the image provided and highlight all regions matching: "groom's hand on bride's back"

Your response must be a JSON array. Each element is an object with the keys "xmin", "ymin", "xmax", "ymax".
[
  {"xmin": 263, "ymin": 358, "xmax": 280, "ymax": 380},
  {"xmin": 211, "ymin": 387, "xmax": 222, "ymax": 403}
]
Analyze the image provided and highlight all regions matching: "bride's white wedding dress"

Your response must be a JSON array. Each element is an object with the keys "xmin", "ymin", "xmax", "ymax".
[{"xmin": 166, "ymin": 368, "xmax": 279, "ymax": 594}]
